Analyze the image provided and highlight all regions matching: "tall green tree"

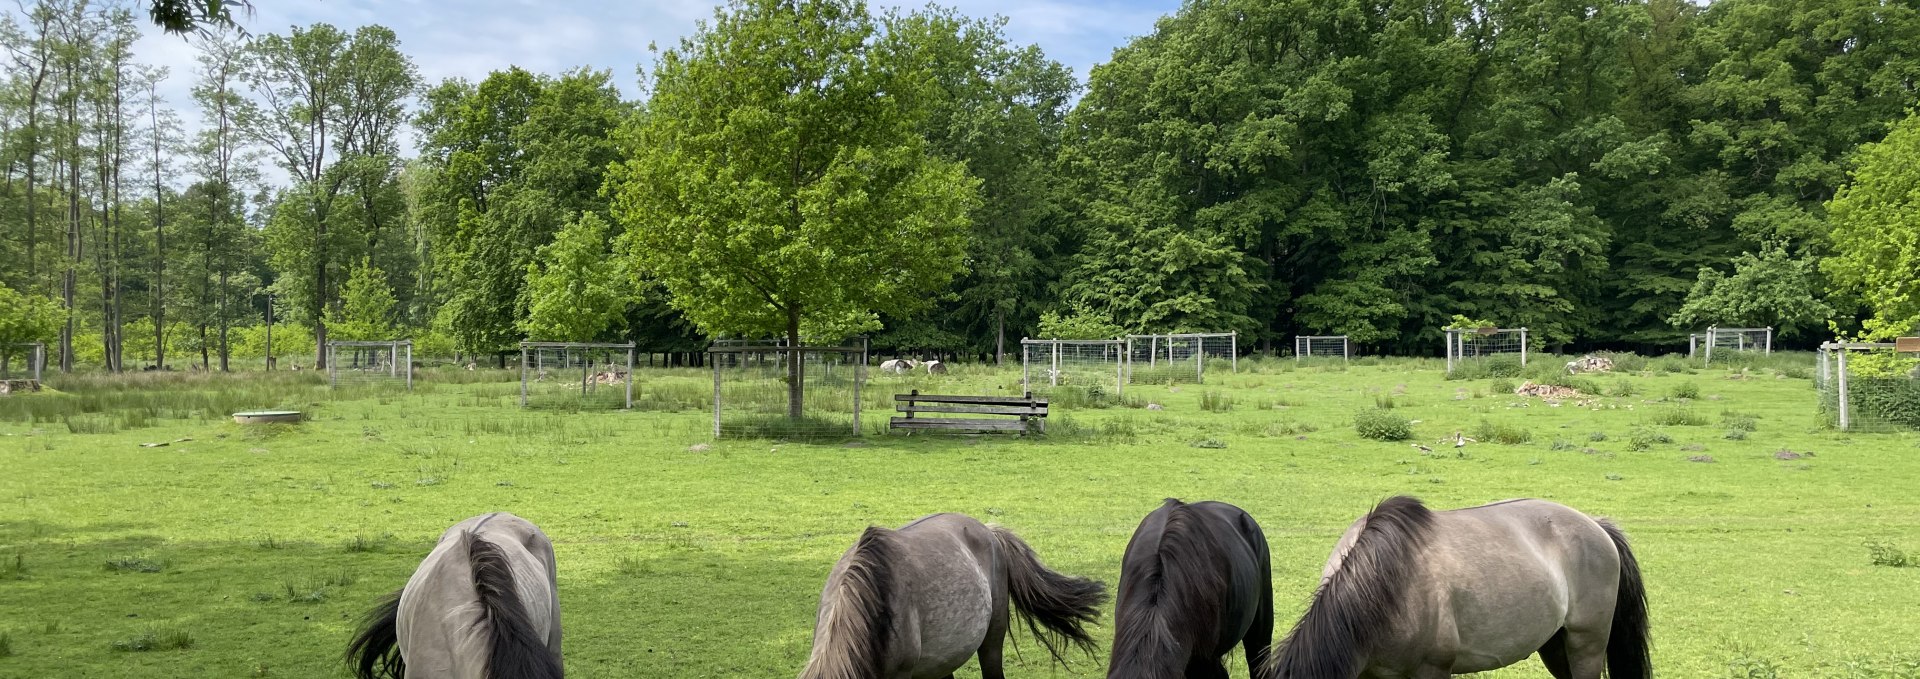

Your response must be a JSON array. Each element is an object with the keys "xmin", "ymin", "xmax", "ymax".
[
  {"xmin": 1669, "ymin": 246, "xmax": 1832, "ymax": 337},
  {"xmin": 325, "ymin": 256, "xmax": 395, "ymax": 341},
  {"xmin": 0, "ymin": 284, "xmax": 61, "ymax": 376},
  {"xmin": 519, "ymin": 212, "xmax": 627, "ymax": 342},
  {"xmin": 1826, "ymin": 112, "xmax": 1920, "ymax": 340},
  {"xmin": 610, "ymin": 0, "xmax": 979, "ymax": 417}
]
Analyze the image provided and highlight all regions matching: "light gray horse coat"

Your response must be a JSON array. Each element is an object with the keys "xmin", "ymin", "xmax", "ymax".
[
  {"xmin": 348, "ymin": 512, "xmax": 564, "ymax": 679},
  {"xmin": 799, "ymin": 513, "xmax": 1108, "ymax": 679},
  {"xmin": 1266, "ymin": 497, "xmax": 1650, "ymax": 679}
]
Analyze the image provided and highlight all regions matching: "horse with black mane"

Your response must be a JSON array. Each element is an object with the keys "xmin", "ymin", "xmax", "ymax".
[
  {"xmin": 799, "ymin": 512, "xmax": 1107, "ymax": 679},
  {"xmin": 347, "ymin": 512, "xmax": 563, "ymax": 679},
  {"xmin": 1264, "ymin": 496, "xmax": 1650, "ymax": 679},
  {"xmin": 1108, "ymin": 498, "xmax": 1274, "ymax": 679}
]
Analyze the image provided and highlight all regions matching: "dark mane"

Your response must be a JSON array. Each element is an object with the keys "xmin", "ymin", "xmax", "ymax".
[
  {"xmin": 469, "ymin": 531, "xmax": 565, "ymax": 679},
  {"xmin": 803, "ymin": 526, "xmax": 898, "ymax": 679},
  {"xmin": 1266, "ymin": 495, "xmax": 1433, "ymax": 679},
  {"xmin": 1109, "ymin": 498, "xmax": 1231, "ymax": 678}
]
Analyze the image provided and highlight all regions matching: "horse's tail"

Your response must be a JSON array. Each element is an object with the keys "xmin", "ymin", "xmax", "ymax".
[
  {"xmin": 469, "ymin": 532, "xmax": 565, "ymax": 679},
  {"xmin": 345, "ymin": 589, "xmax": 404, "ymax": 679},
  {"xmin": 1601, "ymin": 520, "xmax": 1651, "ymax": 679},
  {"xmin": 992, "ymin": 525, "xmax": 1107, "ymax": 663}
]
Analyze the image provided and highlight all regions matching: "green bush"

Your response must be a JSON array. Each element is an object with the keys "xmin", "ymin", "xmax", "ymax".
[
  {"xmin": 1485, "ymin": 354, "xmax": 1524, "ymax": 378},
  {"xmin": 1721, "ymin": 411, "xmax": 1758, "ymax": 432},
  {"xmin": 1670, "ymin": 381, "xmax": 1701, "ymax": 400},
  {"xmin": 1867, "ymin": 540, "xmax": 1915, "ymax": 567},
  {"xmin": 1472, "ymin": 418, "xmax": 1533, "ymax": 445},
  {"xmin": 1627, "ymin": 427, "xmax": 1672, "ymax": 451},
  {"xmin": 1354, "ymin": 407, "xmax": 1414, "ymax": 441},
  {"xmin": 1608, "ymin": 380, "xmax": 1639, "ymax": 398},
  {"xmin": 1602, "ymin": 352, "xmax": 1650, "ymax": 372},
  {"xmin": 1488, "ymin": 378, "xmax": 1516, "ymax": 395}
]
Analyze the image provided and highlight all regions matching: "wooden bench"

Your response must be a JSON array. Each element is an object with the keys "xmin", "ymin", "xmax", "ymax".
[{"xmin": 891, "ymin": 390, "xmax": 1048, "ymax": 435}]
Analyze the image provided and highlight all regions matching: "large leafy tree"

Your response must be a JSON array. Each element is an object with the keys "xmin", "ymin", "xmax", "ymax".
[
  {"xmin": 0, "ymin": 284, "xmax": 62, "ymax": 376},
  {"xmin": 325, "ymin": 256, "xmax": 396, "ymax": 341},
  {"xmin": 1826, "ymin": 112, "xmax": 1920, "ymax": 340},
  {"xmin": 610, "ymin": 0, "xmax": 978, "ymax": 417},
  {"xmin": 1669, "ymin": 246, "xmax": 1832, "ymax": 337},
  {"xmin": 519, "ymin": 212, "xmax": 628, "ymax": 342}
]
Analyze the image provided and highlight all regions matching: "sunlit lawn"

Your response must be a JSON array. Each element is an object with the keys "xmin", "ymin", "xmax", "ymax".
[{"xmin": 2, "ymin": 355, "xmax": 1918, "ymax": 677}]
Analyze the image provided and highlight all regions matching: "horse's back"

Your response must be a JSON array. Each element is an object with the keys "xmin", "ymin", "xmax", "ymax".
[
  {"xmin": 1426, "ymin": 499, "xmax": 1621, "ymax": 672},
  {"xmin": 818, "ymin": 513, "xmax": 998, "ymax": 678}
]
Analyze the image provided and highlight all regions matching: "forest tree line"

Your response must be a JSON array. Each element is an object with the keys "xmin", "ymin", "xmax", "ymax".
[{"xmin": 3, "ymin": 0, "xmax": 1920, "ymax": 372}]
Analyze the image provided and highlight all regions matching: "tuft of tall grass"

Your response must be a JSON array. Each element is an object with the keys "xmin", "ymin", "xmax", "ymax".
[
  {"xmin": 104, "ymin": 556, "xmax": 168, "ymax": 573},
  {"xmin": 1650, "ymin": 406, "xmax": 1710, "ymax": 426},
  {"xmin": 1670, "ymin": 381, "xmax": 1701, "ymax": 400},
  {"xmin": 1199, "ymin": 391, "xmax": 1234, "ymax": 412},
  {"xmin": 1866, "ymin": 540, "xmax": 1915, "ymax": 567},
  {"xmin": 1355, "ymin": 407, "xmax": 1413, "ymax": 441},
  {"xmin": 1627, "ymin": 427, "xmax": 1672, "ymax": 451},
  {"xmin": 110, "ymin": 627, "xmax": 195, "ymax": 652},
  {"xmin": 1472, "ymin": 419, "xmax": 1533, "ymax": 445}
]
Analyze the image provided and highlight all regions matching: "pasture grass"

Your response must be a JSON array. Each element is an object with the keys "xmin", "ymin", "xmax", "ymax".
[{"xmin": 1, "ymin": 354, "xmax": 1918, "ymax": 677}]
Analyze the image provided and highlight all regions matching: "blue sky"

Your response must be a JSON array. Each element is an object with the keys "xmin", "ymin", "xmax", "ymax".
[{"xmin": 124, "ymin": 0, "xmax": 1181, "ymax": 151}]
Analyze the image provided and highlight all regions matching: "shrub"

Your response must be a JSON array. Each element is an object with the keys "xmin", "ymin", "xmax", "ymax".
[
  {"xmin": 1670, "ymin": 381, "xmax": 1701, "ymax": 400},
  {"xmin": 1484, "ymin": 354, "xmax": 1524, "ymax": 378},
  {"xmin": 1488, "ymin": 378, "xmax": 1516, "ymax": 395},
  {"xmin": 1354, "ymin": 407, "xmax": 1414, "ymax": 441},
  {"xmin": 1627, "ymin": 427, "xmax": 1672, "ymax": 451},
  {"xmin": 1650, "ymin": 406, "xmax": 1709, "ymax": 426},
  {"xmin": 1867, "ymin": 541, "xmax": 1915, "ymax": 567},
  {"xmin": 1472, "ymin": 418, "xmax": 1533, "ymax": 445},
  {"xmin": 1721, "ymin": 411, "xmax": 1758, "ymax": 432},
  {"xmin": 1608, "ymin": 380, "xmax": 1639, "ymax": 398}
]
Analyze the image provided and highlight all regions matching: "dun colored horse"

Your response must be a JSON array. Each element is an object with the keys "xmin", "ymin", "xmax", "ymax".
[
  {"xmin": 347, "ymin": 512, "xmax": 563, "ymax": 679},
  {"xmin": 799, "ymin": 513, "xmax": 1107, "ymax": 679},
  {"xmin": 1108, "ymin": 498, "xmax": 1275, "ymax": 679},
  {"xmin": 1265, "ymin": 496, "xmax": 1650, "ymax": 679}
]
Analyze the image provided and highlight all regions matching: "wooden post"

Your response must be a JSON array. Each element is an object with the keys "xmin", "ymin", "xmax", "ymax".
[
  {"xmin": 625, "ymin": 345, "xmax": 634, "ymax": 409},
  {"xmin": 519, "ymin": 344, "xmax": 529, "ymax": 407},
  {"xmin": 851, "ymin": 352, "xmax": 862, "ymax": 436},
  {"xmin": 712, "ymin": 352, "xmax": 722, "ymax": 438},
  {"xmin": 1519, "ymin": 328, "xmax": 1529, "ymax": 367},
  {"xmin": 1051, "ymin": 340, "xmax": 1060, "ymax": 387}
]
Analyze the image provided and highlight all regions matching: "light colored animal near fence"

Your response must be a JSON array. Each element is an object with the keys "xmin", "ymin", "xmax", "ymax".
[
  {"xmin": 327, "ymin": 340, "xmax": 412, "ymax": 390},
  {"xmin": 1294, "ymin": 335, "xmax": 1350, "ymax": 362},
  {"xmin": 519, "ymin": 341, "xmax": 634, "ymax": 409},
  {"xmin": 1818, "ymin": 340, "xmax": 1920, "ymax": 432},
  {"xmin": 1125, "ymin": 332, "xmax": 1236, "ymax": 383},
  {"xmin": 1022, "ymin": 338, "xmax": 1125, "ymax": 396},
  {"xmin": 1444, "ymin": 327, "xmax": 1528, "ymax": 375},
  {"xmin": 707, "ymin": 343, "xmax": 865, "ymax": 439},
  {"xmin": 1699, "ymin": 326, "xmax": 1771, "ymax": 364},
  {"xmin": 2, "ymin": 343, "xmax": 46, "ymax": 382}
]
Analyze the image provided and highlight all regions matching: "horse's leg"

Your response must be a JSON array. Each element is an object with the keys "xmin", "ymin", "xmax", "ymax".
[
  {"xmin": 976, "ymin": 598, "xmax": 1009, "ymax": 679},
  {"xmin": 1537, "ymin": 628, "xmax": 1574, "ymax": 679},
  {"xmin": 1185, "ymin": 657, "xmax": 1230, "ymax": 679},
  {"xmin": 1560, "ymin": 626, "xmax": 1611, "ymax": 679}
]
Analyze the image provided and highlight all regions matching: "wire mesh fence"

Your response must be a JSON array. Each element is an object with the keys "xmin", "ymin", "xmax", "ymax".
[
  {"xmin": 1444, "ymin": 328, "xmax": 1528, "ymax": 376},
  {"xmin": 709, "ymin": 344, "xmax": 865, "ymax": 439},
  {"xmin": 519, "ymin": 342, "xmax": 633, "ymax": 409},
  {"xmin": 1702, "ymin": 326, "xmax": 1772, "ymax": 364},
  {"xmin": 1022, "ymin": 339, "xmax": 1125, "ymax": 396},
  {"xmin": 1818, "ymin": 341, "xmax": 1920, "ymax": 433},
  {"xmin": 1124, "ymin": 333, "xmax": 1236, "ymax": 383},
  {"xmin": 326, "ymin": 341, "xmax": 412, "ymax": 390},
  {"xmin": 1294, "ymin": 335, "xmax": 1350, "ymax": 363},
  {"xmin": 2, "ymin": 343, "xmax": 46, "ymax": 382}
]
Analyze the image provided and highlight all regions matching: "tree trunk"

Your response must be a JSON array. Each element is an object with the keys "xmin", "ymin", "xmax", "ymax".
[
  {"xmin": 217, "ymin": 269, "xmax": 230, "ymax": 372},
  {"xmin": 787, "ymin": 306, "xmax": 804, "ymax": 420},
  {"xmin": 995, "ymin": 307, "xmax": 1005, "ymax": 367},
  {"xmin": 152, "ymin": 113, "xmax": 165, "ymax": 371}
]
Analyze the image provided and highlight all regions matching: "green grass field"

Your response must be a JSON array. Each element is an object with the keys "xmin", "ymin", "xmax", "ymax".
[{"xmin": 3, "ymin": 355, "xmax": 1919, "ymax": 678}]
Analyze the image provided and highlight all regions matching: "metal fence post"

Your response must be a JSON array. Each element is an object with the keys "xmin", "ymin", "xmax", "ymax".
[
  {"xmin": 851, "ymin": 352, "xmax": 862, "ymax": 436},
  {"xmin": 1116, "ymin": 344, "xmax": 1125, "ymax": 398},
  {"xmin": 1519, "ymin": 328, "xmax": 1529, "ymax": 367},
  {"xmin": 1230, "ymin": 331, "xmax": 1238, "ymax": 373},
  {"xmin": 405, "ymin": 342, "xmax": 413, "ymax": 391},
  {"xmin": 1764, "ymin": 327, "xmax": 1773, "ymax": 354},
  {"xmin": 712, "ymin": 352, "xmax": 722, "ymax": 438},
  {"xmin": 1051, "ymin": 340, "xmax": 1060, "ymax": 387},
  {"xmin": 519, "ymin": 344, "xmax": 529, "ymax": 408},
  {"xmin": 625, "ymin": 345, "xmax": 635, "ymax": 409},
  {"xmin": 1837, "ymin": 348, "xmax": 1851, "ymax": 431}
]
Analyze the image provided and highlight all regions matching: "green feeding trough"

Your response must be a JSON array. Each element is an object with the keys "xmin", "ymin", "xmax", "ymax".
[{"xmin": 232, "ymin": 410, "xmax": 303, "ymax": 425}]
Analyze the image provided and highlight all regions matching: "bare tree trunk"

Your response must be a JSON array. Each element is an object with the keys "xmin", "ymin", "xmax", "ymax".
[
  {"xmin": 217, "ymin": 269, "xmax": 230, "ymax": 371},
  {"xmin": 151, "ymin": 89, "xmax": 166, "ymax": 370},
  {"xmin": 995, "ymin": 307, "xmax": 1005, "ymax": 367},
  {"xmin": 61, "ymin": 59, "xmax": 79, "ymax": 373}
]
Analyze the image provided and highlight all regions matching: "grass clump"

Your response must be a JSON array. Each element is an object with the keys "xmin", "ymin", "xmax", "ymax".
[
  {"xmin": 1, "ymin": 553, "xmax": 25, "ymax": 580},
  {"xmin": 1671, "ymin": 381, "xmax": 1702, "ymax": 400},
  {"xmin": 110, "ymin": 627, "xmax": 195, "ymax": 652},
  {"xmin": 343, "ymin": 533, "xmax": 392, "ymax": 553},
  {"xmin": 1608, "ymin": 380, "xmax": 1639, "ymax": 398},
  {"xmin": 1472, "ymin": 418, "xmax": 1533, "ymax": 445},
  {"xmin": 1354, "ymin": 407, "xmax": 1413, "ymax": 441},
  {"xmin": 1722, "ymin": 411, "xmax": 1759, "ymax": 432},
  {"xmin": 104, "ymin": 556, "xmax": 168, "ymax": 573},
  {"xmin": 1588, "ymin": 431, "xmax": 1608, "ymax": 442},
  {"xmin": 1725, "ymin": 429, "xmax": 1749, "ymax": 441},
  {"xmin": 1627, "ymin": 427, "xmax": 1672, "ymax": 451},
  {"xmin": 1199, "ymin": 391, "xmax": 1234, "ymax": 412},
  {"xmin": 1867, "ymin": 541, "xmax": 1915, "ymax": 567},
  {"xmin": 1651, "ymin": 406, "xmax": 1710, "ymax": 426},
  {"xmin": 1488, "ymin": 378, "xmax": 1516, "ymax": 395},
  {"xmin": 0, "ymin": 630, "xmax": 11, "ymax": 658}
]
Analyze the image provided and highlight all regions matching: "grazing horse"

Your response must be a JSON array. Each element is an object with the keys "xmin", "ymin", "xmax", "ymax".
[
  {"xmin": 347, "ymin": 512, "xmax": 563, "ymax": 679},
  {"xmin": 799, "ymin": 513, "xmax": 1107, "ymax": 679},
  {"xmin": 1109, "ymin": 498, "xmax": 1274, "ymax": 679},
  {"xmin": 1264, "ymin": 497, "xmax": 1649, "ymax": 679}
]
